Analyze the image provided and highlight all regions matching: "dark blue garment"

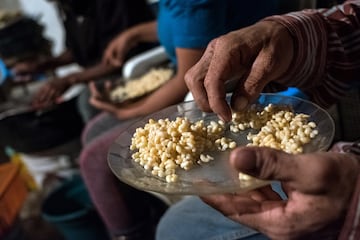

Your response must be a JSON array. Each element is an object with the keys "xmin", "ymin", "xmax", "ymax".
[{"xmin": 157, "ymin": 0, "xmax": 280, "ymax": 64}]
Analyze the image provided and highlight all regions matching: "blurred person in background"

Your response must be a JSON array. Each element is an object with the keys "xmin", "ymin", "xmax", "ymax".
[{"xmin": 11, "ymin": 0, "xmax": 156, "ymax": 122}]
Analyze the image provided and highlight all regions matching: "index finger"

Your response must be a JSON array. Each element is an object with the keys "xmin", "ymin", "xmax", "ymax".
[
  {"xmin": 184, "ymin": 42, "xmax": 214, "ymax": 112},
  {"xmin": 103, "ymin": 44, "xmax": 122, "ymax": 66},
  {"xmin": 89, "ymin": 81, "xmax": 102, "ymax": 99},
  {"xmin": 89, "ymin": 97, "xmax": 118, "ymax": 114},
  {"xmin": 102, "ymin": 45, "xmax": 113, "ymax": 65},
  {"xmin": 203, "ymin": 44, "xmax": 235, "ymax": 122}
]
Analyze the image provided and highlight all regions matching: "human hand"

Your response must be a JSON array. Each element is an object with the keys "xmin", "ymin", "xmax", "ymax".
[
  {"xmin": 11, "ymin": 60, "xmax": 40, "ymax": 82},
  {"xmin": 31, "ymin": 77, "xmax": 70, "ymax": 108},
  {"xmin": 185, "ymin": 21, "xmax": 294, "ymax": 122},
  {"xmin": 12, "ymin": 61, "xmax": 39, "ymax": 74},
  {"xmin": 201, "ymin": 147, "xmax": 360, "ymax": 239},
  {"xmin": 88, "ymin": 81, "xmax": 132, "ymax": 119},
  {"xmin": 102, "ymin": 30, "xmax": 137, "ymax": 67}
]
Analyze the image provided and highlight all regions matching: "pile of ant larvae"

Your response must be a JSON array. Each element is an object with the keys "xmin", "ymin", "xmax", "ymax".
[{"xmin": 130, "ymin": 104, "xmax": 318, "ymax": 183}]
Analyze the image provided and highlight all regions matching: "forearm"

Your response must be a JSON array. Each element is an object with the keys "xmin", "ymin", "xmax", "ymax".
[
  {"xmin": 66, "ymin": 63, "xmax": 119, "ymax": 85},
  {"xmin": 125, "ymin": 21, "xmax": 158, "ymax": 44},
  {"xmin": 264, "ymin": 0, "xmax": 360, "ymax": 108},
  {"xmin": 37, "ymin": 49, "xmax": 75, "ymax": 71}
]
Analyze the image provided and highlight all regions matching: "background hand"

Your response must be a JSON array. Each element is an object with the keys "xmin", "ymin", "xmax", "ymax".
[
  {"xmin": 31, "ymin": 78, "xmax": 70, "ymax": 108},
  {"xmin": 102, "ymin": 31, "xmax": 136, "ymax": 67},
  {"xmin": 88, "ymin": 81, "xmax": 127, "ymax": 118},
  {"xmin": 12, "ymin": 60, "xmax": 39, "ymax": 74},
  {"xmin": 185, "ymin": 21, "xmax": 294, "ymax": 122},
  {"xmin": 201, "ymin": 147, "xmax": 359, "ymax": 239},
  {"xmin": 11, "ymin": 60, "xmax": 40, "ymax": 82}
]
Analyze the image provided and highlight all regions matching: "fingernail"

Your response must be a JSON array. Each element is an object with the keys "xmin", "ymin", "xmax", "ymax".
[
  {"xmin": 218, "ymin": 112, "xmax": 232, "ymax": 123},
  {"xmin": 233, "ymin": 96, "xmax": 248, "ymax": 111}
]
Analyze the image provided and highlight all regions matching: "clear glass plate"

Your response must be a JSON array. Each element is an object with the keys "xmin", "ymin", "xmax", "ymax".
[{"xmin": 108, "ymin": 93, "xmax": 335, "ymax": 195}]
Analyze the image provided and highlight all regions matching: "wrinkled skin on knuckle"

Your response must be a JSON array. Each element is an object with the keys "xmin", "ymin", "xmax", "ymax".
[
  {"xmin": 227, "ymin": 47, "xmax": 246, "ymax": 80},
  {"xmin": 261, "ymin": 48, "xmax": 280, "ymax": 77},
  {"xmin": 245, "ymin": 49, "xmax": 279, "ymax": 94},
  {"xmin": 300, "ymin": 154, "xmax": 354, "ymax": 195},
  {"xmin": 243, "ymin": 70, "xmax": 265, "ymax": 98},
  {"xmin": 307, "ymin": 159, "xmax": 339, "ymax": 192},
  {"xmin": 227, "ymin": 32, "xmax": 254, "ymax": 67},
  {"xmin": 184, "ymin": 68, "xmax": 196, "ymax": 89},
  {"xmin": 203, "ymin": 76, "xmax": 215, "ymax": 90},
  {"xmin": 268, "ymin": 48, "xmax": 291, "ymax": 81},
  {"xmin": 270, "ymin": 30, "xmax": 294, "ymax": 79},
  {"xmin": 255, "ymin": 149, "xmax": 283, "ymax": 180},
  {"xmin": 280, "ymin": 204, "xmax": 342, "ymax": 240}
]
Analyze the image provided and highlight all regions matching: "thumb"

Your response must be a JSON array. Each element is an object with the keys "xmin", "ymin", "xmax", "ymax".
[
  {"xmin": 230, "ymin": 146, "xmax": 297, "ymax": 182},
  {"xmin": 230, "ymin": 147, "xmax": 349, "ymax": 194}
]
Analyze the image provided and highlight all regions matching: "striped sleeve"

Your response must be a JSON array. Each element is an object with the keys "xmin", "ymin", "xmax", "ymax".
[{"xmin": 262, "ymin": 0, "xmax": 360, "ymax": 108}]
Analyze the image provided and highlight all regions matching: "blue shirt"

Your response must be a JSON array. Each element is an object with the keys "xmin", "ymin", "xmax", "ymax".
[{"xmin": 157, "ymin": 0, "xmax": 280, "ymax": 64}]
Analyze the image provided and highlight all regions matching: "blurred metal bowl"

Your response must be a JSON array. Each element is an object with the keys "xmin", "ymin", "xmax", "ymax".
[{"xmin": 0, "ymin": 83, "xmax": 84, "ymax": 153}]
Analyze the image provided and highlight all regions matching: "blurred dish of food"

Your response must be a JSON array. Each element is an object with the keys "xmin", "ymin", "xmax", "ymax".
[{"xmin": 109, "ymin": 67, "xmax": 174, "ymax": 103}]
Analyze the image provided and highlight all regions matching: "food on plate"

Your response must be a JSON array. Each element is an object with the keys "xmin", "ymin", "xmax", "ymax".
[
  {"xmin": 130, "ymin": 117, "xmax": 235, "ymax": 183},
  {"xmin": 231, "ymin": 103, "xmax": 318, "ymax": 154},
  {"xmin": 110, "ymin": 68, "xmax": 173, "ymax": 103},
  {"xmin": 130, "ymin": 103, "xmax": 318, "ymax": 183}
]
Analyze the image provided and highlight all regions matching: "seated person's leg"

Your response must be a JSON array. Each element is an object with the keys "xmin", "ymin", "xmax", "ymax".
[
  {"xmin": 81, "ymin": 112, "xmax": 121, "ymax": 146},
  {"xmin": 156, "ymin": 196, "xmax": 270, "ymax": 240},
  {"xmin": 79, "ymin": 116, "xmax": 167, "ymax": 239},
  {"xmin": 76, "ymin": 86, "xmax": 101, "ymax": 123}
]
